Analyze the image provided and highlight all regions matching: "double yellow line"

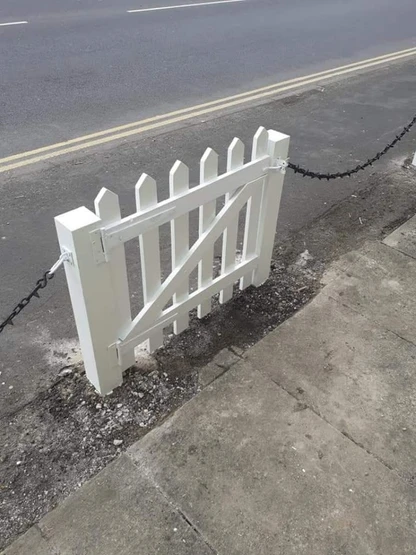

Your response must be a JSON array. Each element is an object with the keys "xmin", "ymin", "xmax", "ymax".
[{"xmin": 1, "ymin": 46, "xmax": 416, "ymax": 174}]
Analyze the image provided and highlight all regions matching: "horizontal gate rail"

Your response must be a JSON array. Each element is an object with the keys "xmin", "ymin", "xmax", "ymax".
[{"xmin": 97, "ymin": 155, "xmax": 270, "ymax": 257}]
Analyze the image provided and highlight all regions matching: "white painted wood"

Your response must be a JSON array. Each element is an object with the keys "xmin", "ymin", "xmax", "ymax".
[
  {"xmin": 220, "ymin": 137, "xmax": 244, "ymax": 303},
  {"xmin": 102, "ymin": 156, "xmax": 269, "ymax": 253},
  {"xmin": 57, "ymin": 127, "xmax": 289, "ymax": 394},
  {"xmin": 55, "ymin": 207, "xmax": 123, "ymax": 395},
  {"xmin": 122, "ymin": 178, "xmax": 259, "ymax": 343},
  {"xmin": 94, "ymin": 188, "xmax": 135, "ymax": 371},
  {"xmin": 169, "ymin": 160, "xmax": 190, "ymax": 334},
  {"xmin": 136, "ymin": 174, "xmax": 164, "ymax": 352},
  {"xmin": 253, "ymin": 130, "xmax": 290, "ymax": 286},
  {"xmin": 240, "ymin": 126, "xmax": 269, "ymax": 289},
  {"xmin": 119, "ymin": 255, "xmax": 258, "ymax": 355},
  {"xmin": 198, "ymin": 148, "xmax": 218, "ymax": 318}
]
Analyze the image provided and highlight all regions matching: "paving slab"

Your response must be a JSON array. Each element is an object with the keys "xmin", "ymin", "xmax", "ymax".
[
  {"xmin": 2, "ymin": 526, "xmax": 49, "ymax": 555},
  {"xmin": 383, "ymin": 214, "xmax": 416, "ymax": 259},
  {"xmin": 129, "ymin": 364, "xmax": 416, "ymax": 555},
  {"xmin": 13, "ymin": 454, "xmax": 214, "ymax": 555},
  {"xmin": 198, "ymin": 347, "xmax": 242, "ymax": 388},
  {"xmin": 248, "ymin": 292, "xmax": 416, "ymax": 480},
  {"xmin": 323, "ymin": 241, "xmax": 416, "ymax": 344}
]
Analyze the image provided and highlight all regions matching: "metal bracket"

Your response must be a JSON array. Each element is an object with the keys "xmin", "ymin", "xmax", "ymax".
[
  {"xmin": 62, "ymin": 247, "xmax": 74, "ymax": 266},
  {"xmin": 103, "ymin": 206, "xmax": 176, "ymax": 253},
  {"xmin": 108, "ymin": 342, "xmax": 122, "ymax": 366},
  {"xmin": 268, "ymin": 158, "xmax": 288, "ymax": 174},
  {"xmin": 90, "ymin": 228, "xmax": 107, "ymax": 265},
  {"xmin": 49, "ymin": 248, "xmax": 73, "ymax": 275}
]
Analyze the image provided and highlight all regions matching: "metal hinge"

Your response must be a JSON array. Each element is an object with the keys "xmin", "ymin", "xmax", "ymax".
[{"xmin": 90, "ymin": 228, "xmax": 107, "ymax": 265}]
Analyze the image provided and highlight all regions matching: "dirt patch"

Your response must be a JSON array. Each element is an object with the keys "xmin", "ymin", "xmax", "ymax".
[
  {"xmin": 1, "ymin": 160, "xmax": 416, "ymax": 550},
  {"xmin": 1, "ymin": 364, "xmax": 198, "ymax": 548}
]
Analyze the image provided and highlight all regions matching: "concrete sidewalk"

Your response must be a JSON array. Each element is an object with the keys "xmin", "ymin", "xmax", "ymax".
[{"xmin": 5, "ymin": 215, "xmax": 416, "ymax": 553}]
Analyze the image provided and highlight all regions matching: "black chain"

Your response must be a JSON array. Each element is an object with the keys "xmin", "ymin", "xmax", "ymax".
[
  {"xmin": 0, "ymin": 271, "xmax": 55, "ymax": 334},
  {"xmin": 288, "ymin": 113, "xmax": 416, "ymax": 180}
]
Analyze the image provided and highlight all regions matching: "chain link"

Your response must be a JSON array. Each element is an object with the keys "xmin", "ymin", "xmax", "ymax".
[
  {"xmin": 288, "ymin": 113, "xmax": 416, "ymax": 180},
  {"xmin": 0, "ymin": 272, "xmax": 55, "ymax": 334},
  {"xmin": 0, "ymin": 252, "xmax": 71, "ymax": 334}
]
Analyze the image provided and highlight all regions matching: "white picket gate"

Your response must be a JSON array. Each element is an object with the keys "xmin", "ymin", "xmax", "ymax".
[{"xmin": 55, "ymin": 127, "xmax": 289, "ymax": 394}]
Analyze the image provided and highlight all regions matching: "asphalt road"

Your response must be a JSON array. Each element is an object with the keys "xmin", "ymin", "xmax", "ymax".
[{"xmin": 1, "ymin": 0, "xmax": 416, "ymax": 157}]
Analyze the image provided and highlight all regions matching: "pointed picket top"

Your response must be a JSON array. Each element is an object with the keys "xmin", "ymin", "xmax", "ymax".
[
  {"xmin": 220, "ymin": 137, "xmax": 244, "ymax": 305},
  {"xmin": 227, "ymin": 137, "xmax": 244, "ymax": 171},
  {"xmin": 94, "ymin": 188, "xmax": 121, "ymax": 221},
  {"xmin": 169, "ymin": 160, "xmax": 189, "ymax": 196},
  {"xmin": 198, "ymin": 147, "xmax": 218, "ymax": 319},
  {"xmin": 135, "ymin": 173, "xmax": 163, "ymax": 351},
  {"xmin": 252, "ymin": 126, "xmax": 268, "ymax": 160},
  {"xmin": 169, "ymin": 160, "xmax": 190, "ymax": 335},
  {"xmin": 200, "ymin": 147, "xmax": 219, "ymax": 182},
  {"xmin": 93, "ymin": 187, "xmax": 135, "ymax": 370},
  {"xmin": 136, "ymin": 173, "xmax": 157, "ymax": 211}
]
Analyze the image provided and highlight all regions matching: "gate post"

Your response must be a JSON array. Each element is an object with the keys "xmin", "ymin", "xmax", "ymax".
[
  {"xmin": 55, "ymin": 206, "xmax": 123, "ymax": 395},
  {"xmin": 253, "ymin": 130, "xmax": 290, "ymax": 286}
]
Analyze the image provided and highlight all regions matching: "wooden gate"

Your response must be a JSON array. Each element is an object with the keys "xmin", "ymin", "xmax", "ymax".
[{"xmin": 55, "ymin": 127, "xmax": 289, "ymax": 394}]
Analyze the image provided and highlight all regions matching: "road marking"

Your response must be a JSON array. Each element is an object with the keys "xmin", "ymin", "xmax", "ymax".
[
  {"xmin": 128, "ymin": 0, "xmax": 244, "ymax": 13},
  {"xmin": 1, "ymin": 46, "xmax": 416, "ymax": 173},
  {"xmin": 0, "ymin": 21, "xmax": 28, "ymax": 27}
]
